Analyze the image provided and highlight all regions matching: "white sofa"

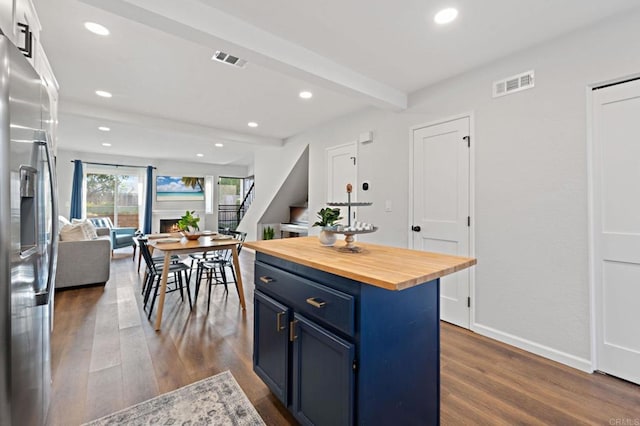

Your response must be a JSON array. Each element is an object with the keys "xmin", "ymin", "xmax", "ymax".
[{"xmin": 55, "ymin": 223, "xmax": 111, "ymax": 288}]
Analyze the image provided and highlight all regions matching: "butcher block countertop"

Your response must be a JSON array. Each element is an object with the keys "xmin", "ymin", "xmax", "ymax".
[{"xmin": 244, "ymin": 236, "xmax": 476, "ymax": 291}]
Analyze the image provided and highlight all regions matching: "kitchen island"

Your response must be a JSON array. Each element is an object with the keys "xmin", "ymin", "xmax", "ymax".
[{"xmin": 244, "ymin": 236, "xmax": 476, "ymax": 426}]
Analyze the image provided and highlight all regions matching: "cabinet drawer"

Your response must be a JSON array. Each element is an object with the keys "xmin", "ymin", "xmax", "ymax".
[{"xmin": 256, "ymin": 262, "xmax": 355, "ymax": 337}]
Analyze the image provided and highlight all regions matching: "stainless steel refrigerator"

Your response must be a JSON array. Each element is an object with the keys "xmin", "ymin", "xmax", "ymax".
[{"xmin": 0, "ymin": 34, "xmax": 58, "ymax": 425}]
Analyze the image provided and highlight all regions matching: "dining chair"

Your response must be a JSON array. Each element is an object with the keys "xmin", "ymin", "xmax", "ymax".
[
  {"xmin": 185, "ymin": 228, "xmax": 231, "ymax": 281},
  {"xmin": 135, "ymin": 236, "xmax": 179, "ymax": 274},
  {"xmin": 186, "ymin": 251, "xmax": 215, "ymax": 282},
  {"xmin": 194, "ymin": 230, "xmax": 247, "ymax": 311},
  {"xmin": 139, "ymin": 239, "xmax": 192, "ymax": 319},
  {"xmin": 133, "ymin": 235, "xmax": 143, "ymax": 269}
]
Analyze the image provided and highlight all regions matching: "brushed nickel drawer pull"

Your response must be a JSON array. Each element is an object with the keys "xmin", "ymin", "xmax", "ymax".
[
  {"xmin": 276, "ymin": 311, "xmax": 285, "ymax": 332},
  {"xmin": 259, "ymin": 276, "xmax": 274, "ymax": 283},
  {"xmin": 306, "ymin": 297, "xmax": 326, "ymax": 308}
]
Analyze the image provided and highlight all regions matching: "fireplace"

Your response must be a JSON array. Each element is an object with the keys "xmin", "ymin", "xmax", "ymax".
[
  {"xmin": 153, "ymin": 210, "xmax": 204, "ymax": 234},
  {"xmin": 159, "ymin": 219, "xmax": 181, "ymax": 233}
]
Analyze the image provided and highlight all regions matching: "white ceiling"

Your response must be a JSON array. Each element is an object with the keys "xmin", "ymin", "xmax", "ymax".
[{"xmin": 33, "ymin": 0, "xmax": 640, "ymax": 166}]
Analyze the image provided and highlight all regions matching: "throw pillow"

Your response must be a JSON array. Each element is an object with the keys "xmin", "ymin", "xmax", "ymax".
[
  {"xmin": 69, "ymin": 219, "xmax": 98, "ymax": 240},
  {"xmin": 59, "ymin": 224, "xmax": 86, "ymax": 242},
  {"xmin": 58, "ymin": 216, "xmax": 71, "ymax": 231},
  {"xmin": 80, "ymin": 220, "xmax": 98, "ymax": 240}
]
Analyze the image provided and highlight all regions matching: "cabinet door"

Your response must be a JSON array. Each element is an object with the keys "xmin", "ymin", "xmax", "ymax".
[
  {"xmin": 292, "ymin": 314, "xmax": 355, "ymax": 426},
  {"xmin": 254, "ymin": 291, "xmax": 290, "ymax": 405}
]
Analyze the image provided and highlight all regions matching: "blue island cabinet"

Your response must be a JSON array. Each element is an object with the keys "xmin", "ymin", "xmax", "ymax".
[{"xmin": 253, "ymin": 252, "xmax": 440, "ymax": 426}]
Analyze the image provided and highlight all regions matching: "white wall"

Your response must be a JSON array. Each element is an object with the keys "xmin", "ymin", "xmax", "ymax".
[
  {"xmin": 259, "ymin": 146, "xmax": 308, "ymax": 226},
  {"xmin": 237, "ymin": 143, "xmax": 308, "ymax": 241},
  {"xmin": 265, "ymin": 10, "xmax": 640, "ymax": 370},
  {"xmin": 56, "ymin": 149, "xmax": 247, "ymax": 231}
]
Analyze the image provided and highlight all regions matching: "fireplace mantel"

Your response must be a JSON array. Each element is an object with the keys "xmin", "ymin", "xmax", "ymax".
[
  {"xmin": 152, "ymin": 210, "xmax": 205, "ymax": 233},
  {"xmin": 152, "ymin": 210, "xmax": 202, "ymax": 215}
]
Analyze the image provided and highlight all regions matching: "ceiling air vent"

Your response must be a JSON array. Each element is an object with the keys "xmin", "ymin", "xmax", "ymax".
[
  {"xmin": 212, "ymin": 50, "xmax": 247, "ymax": 68},
  {"xmin": 493, "ymin": 70, "xmax": 535, "ymax": 98}
]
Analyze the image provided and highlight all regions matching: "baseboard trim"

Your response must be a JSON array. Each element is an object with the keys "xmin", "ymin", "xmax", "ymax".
[{"xmin": 472, "ymin": 323, "xmax": 592, "ymax": 373}]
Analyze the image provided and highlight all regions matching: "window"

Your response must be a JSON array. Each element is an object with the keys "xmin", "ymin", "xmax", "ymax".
[
  {"xmin": 218, "ymin": 176, "xmax": 254, "ymax": 230},
  {"xmin": 243, "ymin": 176, "xmax": 255, "ymax": 200},
  {"xmin": 86, "ymin": 171, "xmax": 140, "ymax": 227}
]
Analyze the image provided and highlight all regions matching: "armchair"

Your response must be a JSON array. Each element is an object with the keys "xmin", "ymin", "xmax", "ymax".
[{"xmin": 88, "ymin": 217, "xmax": 137, "ymax": 256}]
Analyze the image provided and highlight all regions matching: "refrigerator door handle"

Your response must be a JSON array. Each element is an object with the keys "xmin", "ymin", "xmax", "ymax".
[{"xmin": 34, "ymin": 132, "xmax": 58, "ymax": 306}]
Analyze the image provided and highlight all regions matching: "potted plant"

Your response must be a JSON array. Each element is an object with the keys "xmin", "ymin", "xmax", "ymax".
[
  {"xmin": 263, "ymin": 226, "xmax": 275, "ymax": 240},
  {"xmin": 313, "ymin": 207, "xmax": 342, "ymax": 246},
  {"xmin": 177, "ymin": 210, "xmax": 200, "ymax": 239}
]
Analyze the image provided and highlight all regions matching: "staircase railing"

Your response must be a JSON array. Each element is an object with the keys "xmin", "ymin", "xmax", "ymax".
[{"xmin": 237, "ymin": 182, "xmax": 255, "ymax": 222}]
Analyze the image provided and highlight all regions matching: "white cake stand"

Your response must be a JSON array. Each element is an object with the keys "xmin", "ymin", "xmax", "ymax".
[
  {"xmin": 323, "ymin": 226, "xmax": 378, "ymax": 253},
  {"xmin": 325, "ymin": 183, "xmax": 377, "ymax": 252}
]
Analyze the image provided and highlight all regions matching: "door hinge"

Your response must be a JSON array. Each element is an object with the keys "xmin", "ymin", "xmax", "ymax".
[
  {"xmin": 467, "ymin": 216, "xmax": 470, "ymax": 227},
  {"xmin": 352, "ymin": 359, "xmax": 358, "ymax": 372},
  {"xmin": 467, "ymin": 297, "xmax": 471, "ymax": 308},
  {"xmin": 463, "ymin": 135, "xmax": 470, "ymax": 147}
]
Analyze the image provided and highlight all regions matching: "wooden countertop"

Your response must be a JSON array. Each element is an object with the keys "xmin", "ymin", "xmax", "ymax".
[{"xmin": 244, "ymin": 236, "xmax": 476, "ymax": 291}]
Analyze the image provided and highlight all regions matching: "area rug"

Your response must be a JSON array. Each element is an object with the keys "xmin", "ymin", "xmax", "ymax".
[{"xmin": 83, "ymin": 370, "xmax": 265, "ymax": 425}]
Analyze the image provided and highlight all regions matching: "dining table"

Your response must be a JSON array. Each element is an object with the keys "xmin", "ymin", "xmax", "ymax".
[{"xmin": 148, "ymin": 234, "xmax": 246, "ymax": 331}]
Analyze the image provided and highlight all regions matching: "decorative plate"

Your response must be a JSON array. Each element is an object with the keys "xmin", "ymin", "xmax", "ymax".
[
  {"xmin": 211, "ymin": 235, "xmax": 234, "ymax": 240},
  {"xmin": 155, "ymin": 237, "xmax": 181, "ymax": 244}
]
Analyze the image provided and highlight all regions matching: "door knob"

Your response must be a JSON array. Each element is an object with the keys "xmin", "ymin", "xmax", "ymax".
[{"xmin": 411, "ymin": 226, "xmax": 421, "ymax": 232}]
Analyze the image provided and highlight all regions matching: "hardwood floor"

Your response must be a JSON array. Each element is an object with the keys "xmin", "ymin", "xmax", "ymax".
[{"xmin": 47, "ymin": 249, "xmax": 640, "ymax": 425}]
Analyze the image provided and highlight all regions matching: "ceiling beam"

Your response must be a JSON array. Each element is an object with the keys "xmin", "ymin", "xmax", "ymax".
[
  {"xmin": 80, "ymin": 0, "xmax": 407, "ymax": 110},
  {"xmin": 60, "ymin": 99, "xmax": 284, "ymax": 147}
]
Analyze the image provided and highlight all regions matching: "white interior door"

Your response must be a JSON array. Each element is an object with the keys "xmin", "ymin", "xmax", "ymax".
[
  {"xmin": 592, "ymin": 79, "xmax": 640, "ymax": 385},
  {"xmin": 412, "ymin": 117, "xmax": 471, "ymax": 328},
  {"xmin": 327, "ymin": 143, "xmax": 357, "ymax": 223}
]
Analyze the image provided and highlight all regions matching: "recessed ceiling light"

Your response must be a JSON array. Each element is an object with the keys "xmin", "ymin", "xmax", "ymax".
[
  {"xmin": 247, "ymin": 122, "xmax": 258, "ymax": 128},
  {"xmin": 196, "ymin": 153, "xmax": 204, "ymax": 157},
  {"xmin": 215, "ymin": 143, "xmax": 224, "ymax": 148},
  {"xmin": 98, "ymin": 126, "xmax": 110, "ymax": 132},
  {"xmin": 84, "ymin": 22, "xmax": 110, "ymax": 36},
  {"xmin": 95, "ymin": 90, "xmax": 112, "ymax": 98},
  {"xmin": 299, "ymin": 91, "xmax": 313, "ymax": 99},
  {"xmin": 101, "ymin": 142, "xmax": 111, "ymax": 147},
  {"xmin": 434, "ymin": 8, "xmax": 458, "ymax": 25}
]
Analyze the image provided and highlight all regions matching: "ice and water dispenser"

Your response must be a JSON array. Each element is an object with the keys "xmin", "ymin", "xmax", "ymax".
[{"xmin": 20, "ymin": 165, "xmax": 37, "ymax": 254}]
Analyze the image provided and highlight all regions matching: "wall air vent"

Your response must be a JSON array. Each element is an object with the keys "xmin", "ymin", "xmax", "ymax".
[
  {"xmin": 212, "ymin": 50, "xmax": 247, "ymax": 68},
  {"xmin": 493, "ymin": 70, "xmax": 535, "ymax": 98}
]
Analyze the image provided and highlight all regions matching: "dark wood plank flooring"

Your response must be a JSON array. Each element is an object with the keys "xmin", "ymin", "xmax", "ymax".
[{"xmin": 47, "ymin": 249, "xmax": 640, "ymax": 425}]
